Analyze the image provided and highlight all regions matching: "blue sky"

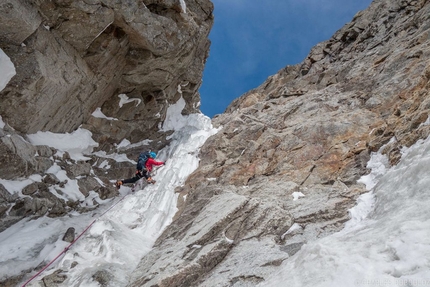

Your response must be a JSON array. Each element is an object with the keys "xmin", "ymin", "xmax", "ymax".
[{"xmin": 199, "ymin": 0, "xmax": 373, "ymax": 118}]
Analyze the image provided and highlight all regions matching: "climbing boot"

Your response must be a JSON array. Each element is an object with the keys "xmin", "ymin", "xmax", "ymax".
[{"xmin": 115, "ymin": 180, "xmax": 123, "ymax": 189}]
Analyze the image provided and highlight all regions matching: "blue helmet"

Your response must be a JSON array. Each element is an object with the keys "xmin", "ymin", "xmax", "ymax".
[{"xmin": 149, "ymin": 151, "xmax": 157, "ymax": 158}]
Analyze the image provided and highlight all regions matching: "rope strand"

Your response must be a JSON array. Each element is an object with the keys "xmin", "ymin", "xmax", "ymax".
[{"xmin": 21, "ymin": 192, "xmax": 129, "ymax": 287}]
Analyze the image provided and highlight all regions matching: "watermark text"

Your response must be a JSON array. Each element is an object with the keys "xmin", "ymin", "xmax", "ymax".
[{"xmin": 355, "ymin": 278, "xmax": 430, "ymax": 286}]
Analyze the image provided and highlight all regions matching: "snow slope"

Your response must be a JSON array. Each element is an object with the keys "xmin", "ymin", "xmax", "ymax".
[{"xmin": 259, "ymin": 134, "xmax": 430, "ymax": 287}]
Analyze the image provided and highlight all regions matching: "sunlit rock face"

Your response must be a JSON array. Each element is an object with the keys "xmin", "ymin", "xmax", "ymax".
[
  {"xmin": 129, "ymin": 0, "xmax": 430, "ymax": 286},
  {"xmin": 0, "ymin": 0, "xmax": 213, "ymax": 146}
]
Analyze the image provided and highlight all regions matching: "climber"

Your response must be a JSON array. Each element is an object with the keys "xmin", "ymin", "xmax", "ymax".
[{"xmin": 116, "ymin": 151, "xmax": 165, "ymax": 189}]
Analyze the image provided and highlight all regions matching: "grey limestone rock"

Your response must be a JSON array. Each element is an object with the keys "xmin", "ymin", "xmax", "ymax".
[
  {"xmin": 62, "ymin": 227, "xmax": 76, "ymax": 243},
  {"xmin": 128, "ymin": 0, "xmax": 430, "ymax": 286},
  {"xmin": 0, "ymin": 0, "xmax": 213, "ymax": 148}
]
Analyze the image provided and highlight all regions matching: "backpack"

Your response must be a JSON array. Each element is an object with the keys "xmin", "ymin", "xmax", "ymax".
[{"xmin": 136, "ymin": 151, "xmax": 151, "ymax": 171}]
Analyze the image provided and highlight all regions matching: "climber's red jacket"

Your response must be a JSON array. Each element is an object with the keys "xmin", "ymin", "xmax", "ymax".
[{"xmin": 145, "ymin": 158, "xmax": 164, "ymax": 171}]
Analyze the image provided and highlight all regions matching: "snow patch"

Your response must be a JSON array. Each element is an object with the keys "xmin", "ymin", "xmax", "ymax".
[
  {"xmin": 225, "ymin": 236, "xmax": 234, "ymax": 244},
  {"xmin": 162, "ymin": 97, "xmax": 214, "ymax": 133},
  {"xmin": 116, "ymin": 139, "xmax": 131, "ymax": 149},
  {"xmin": 292, "ymin": 191, "xmax": 305, "ymax": 201},
  {"xmin": 91, "ymin": 107, "xmax": 118, "ymax": 120},
  {"xmin": 281, "ymin": 223, "xmax": 302, "ymax": 240},
  {"xmin": 0, "ymin": 115, "xmax": 5, "ymax": 129},
  {"xmin": 118, "ymin": 93, "xmax": 141, "ymax": 108},
  {"xmin": 357, "ymin": 145, "xmax": 390, "ymax": 190},
  {"xmin": 0, "ymin": 175, "xmax": 42, "ymax": 196},
  {"xmin": 179, "ymin": 0, "xmax": 186, "ymax": 13},
  {"xmin": 46, "ymin": 163, "xmax": 85, "ymax": 201},
  {"xmin": 27, "ymin": 128, "xmax": 98, "ymax": 161},
  {"xmin": 98, "ymin": 160, "xmax": 110, "ymax": 169},
  {"xmin": 116, "ymin": 138, "xmax": 152, "ymax": 151},
  {"xmin": 0, "ymin": 48, "xmax": 16, "ymax": 92},
  {"xmin": 92, "ymin": 150, "xmax": 134, "ymax": 164}
]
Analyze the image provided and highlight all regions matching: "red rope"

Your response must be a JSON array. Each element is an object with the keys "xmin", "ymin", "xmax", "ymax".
[{"xmin": 21, "ymin": 193, "xmax": 128, "ymax": 287}]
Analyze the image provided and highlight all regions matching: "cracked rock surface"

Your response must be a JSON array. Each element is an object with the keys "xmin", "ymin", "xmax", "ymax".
[
  {"xmin": 128, "ymin": 0, "xmax": 430, "ymax": 286},
  {"xmin": 0, "ymin": 0, "xmax": 213, "ymax": 147}
]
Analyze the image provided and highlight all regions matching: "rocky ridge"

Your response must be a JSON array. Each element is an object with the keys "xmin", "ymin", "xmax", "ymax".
[
  {"xmin": 0, "ymin": 1, "xmax": 213, "ymax": 284},
  {"xmin": 128, "ymin": 0, "xmax": 430, "ymax": 286}
]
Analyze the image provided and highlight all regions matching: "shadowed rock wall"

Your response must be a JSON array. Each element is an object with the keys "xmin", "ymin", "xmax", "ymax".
[{"xmin": 0, "ymin": 0, "xmax": 213, "ymax": 147}]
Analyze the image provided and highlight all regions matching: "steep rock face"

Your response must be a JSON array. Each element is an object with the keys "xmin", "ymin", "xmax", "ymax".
[
  {"xmin": 0, "ymin": 127, "xmax": 127, "ymax": 235},
  {"xmin": 0, "ymin": 0, "xmax": 213, "ymax": 277},
  {"xmin": 129, "ymin": 0, "xmax": 430, "ymax": 286},
  {"xmin": 0, "ymin": 0, "xmax": 213, "ymax": 146}
]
